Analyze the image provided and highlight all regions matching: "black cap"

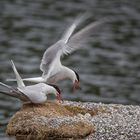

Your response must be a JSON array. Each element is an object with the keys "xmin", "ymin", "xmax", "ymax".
[
  {"xmin": 74, "ymin": 71, "xmax": 80, "ymax": 81},
  {"xmin": 49, "ymin": 84, "xmax": 61, "ymax": 94}
]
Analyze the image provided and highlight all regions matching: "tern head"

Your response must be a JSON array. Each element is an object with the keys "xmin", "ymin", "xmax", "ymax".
[
  {"xmin": 49, "ymin": 84, "xmax": 62, "ymax": 101},
  {"xmin": 72, "ymin": 71, "xmax": 80, "ymax": 91}
]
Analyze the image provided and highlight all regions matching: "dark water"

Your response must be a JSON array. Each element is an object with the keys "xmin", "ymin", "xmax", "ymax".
[{"xmin": 0, "ymin": 0, "xmax": 140, "ymax": 138}]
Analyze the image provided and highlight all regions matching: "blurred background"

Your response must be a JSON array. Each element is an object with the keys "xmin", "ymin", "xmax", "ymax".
[{"xmin": 0, "ymin": 0, "xmax": 140, "ymax": 139}]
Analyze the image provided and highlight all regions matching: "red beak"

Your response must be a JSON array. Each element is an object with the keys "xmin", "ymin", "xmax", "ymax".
[
  {"xmin": 72, "ymin": 80, "xmax": 81, "ymax": 92},
  {"xmin": 57, "ymin": 93, "xmax": 62, "ymax": 102}
]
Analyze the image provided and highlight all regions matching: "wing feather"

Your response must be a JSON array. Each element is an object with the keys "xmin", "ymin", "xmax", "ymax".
[
  {"xmin": 40, "ymin": 15, "xmax": 108, "ymax": 79},
  {"xmin": 66, "ymin": 17, "xmax": 109, "ymax": 54},
  {"xmin": 0, "ymin": 82, "xmax": 30, "ymax": 101},
  {"xmin": 61, "ymin": 13, "xmax": 91, "ymax": 43},
  {"xmin": 40, "ymin": 14, "xmax": 89, "ymax": 78},
  {"xmin": 40, "ymin": 41, "xmax": 63, "ymax": 78}
]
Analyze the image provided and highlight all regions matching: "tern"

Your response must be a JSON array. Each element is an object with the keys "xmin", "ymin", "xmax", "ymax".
[
  {"xmin": 0, "ymin": 60, "xmax": 61, "ymax": 104},
  {"xmin": 8, "ymin": 14, "xmax": 107, "ymax": 91}
]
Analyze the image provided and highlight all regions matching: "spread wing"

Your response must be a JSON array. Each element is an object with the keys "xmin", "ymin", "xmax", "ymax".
[
  {"xmin": 40, "ymin": 41, "xmax": 64, "ymax": 78},
  {"xmin": 40, "ymin": 13, "xmax": 89, "ymax": 78},
  {"xmin": 66, "ymin": 17, "xmax": 109, "ymax": 54}
]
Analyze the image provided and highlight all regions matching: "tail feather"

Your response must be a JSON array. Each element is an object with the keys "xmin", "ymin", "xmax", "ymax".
[
  {"xmin": 8, "ymin": 77, "xmax": 44, "ymax": 83},
  {"xmin": 6, "ymin": 79, "xmax": 17, "ymax": 82},
  {"xmin": 0, "ymin": 89, "xmax": 29, "ymax": 101},
  {"xmin": 10, "ymin": 60, "xmax": 25, "ymax": 88},
  {"xmin": 0, "ymin": 82, "xmax": 17, "ymax": 97},
  {"xmin": 22, "ymin": 77, "xmax": 44, "ymax": 83},
  {"xmin": 0, "ymin": 83, "xmax": 30, "ymax": 101},
  {"xmin": 0, "ymin": 90, "xmax": 18, "ymax": 98},
  {"xmin": 0, "ymin": 82, "xmax": 11, "ymax": 89}
]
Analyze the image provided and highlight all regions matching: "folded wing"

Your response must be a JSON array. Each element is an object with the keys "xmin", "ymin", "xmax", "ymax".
[{"xmin": 0, "ymin": 82, "xmax": 29, "ymax": 101}]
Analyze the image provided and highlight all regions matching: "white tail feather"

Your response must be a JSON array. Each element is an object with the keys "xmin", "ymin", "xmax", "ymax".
[
  {"xmin": 6, "ymin": 79, "xmax": 16, "ymax": 82},
  {"xmin": 0, "ymin": 82, "xmax": 11, "ymax": 89},
  {"xmin": 22, "ymin": 77, "xmax": 44, "ymax": 83},
  {"xmin": 10, "ymin": 60, "xmax": 25, "ymax": 88},
  {"xmin": 7, "ymin": 77, "xmax": 44, "ymax": 83}
]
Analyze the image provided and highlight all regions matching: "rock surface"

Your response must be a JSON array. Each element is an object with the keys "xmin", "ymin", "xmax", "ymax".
[{"xmin": 6, "ymin": 101, "xmax": 140, "ymax": 140}]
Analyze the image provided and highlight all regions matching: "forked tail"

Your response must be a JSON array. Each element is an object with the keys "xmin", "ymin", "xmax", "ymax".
[
  {"xmin": 10, "ymin": 60, "xmax": 25, "ymax": 88},
  {"xmin": 0, "ymin": 82, "xmax": 17, "ymax": 97},
  {"xmin": 0, "ymin": 82, "xmax": 27, "ymax": 100},
  {"xmin": 0, "ymin": 82, "xmax": 12, "ymax": 89}
]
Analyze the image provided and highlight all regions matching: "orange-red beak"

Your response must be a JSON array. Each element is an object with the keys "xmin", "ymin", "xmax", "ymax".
[
  {"xmin": 72, "ymin": 80, "xmax": 81, "ymax": 92},
  {"xmin": 56, "ymin": 92, "xmax": 62, "ymax": 102}
]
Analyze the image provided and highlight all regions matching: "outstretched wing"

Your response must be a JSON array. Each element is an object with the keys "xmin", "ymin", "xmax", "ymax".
[
  {"xmin": 65, "ymin": 17, "xmax": 109, "ymax": 54},
  {"xmin": 61, "ymin": 13, "xmax": 91, "ymax": 44},
  {"xmin": 40, "ymin": 13, "xmax": 89, "ymax": 78},
  {"xmin": 40, "ymin": 41, "xmax": 63, "ymax": 78}
]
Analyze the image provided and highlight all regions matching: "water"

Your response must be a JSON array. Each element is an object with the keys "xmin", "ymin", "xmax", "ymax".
[{"xmin": 0, "ymin": 0, "xmax": 140, "ymax": 138}]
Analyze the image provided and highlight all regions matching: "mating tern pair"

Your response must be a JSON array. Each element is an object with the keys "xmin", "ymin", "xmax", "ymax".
[
  {"xmin": 0, "ymin": 14, "xmax": 107, "ymax": 103},
  {"xmin": 8, "ymin": 14, "xmax": 107, "ymax": 91}
]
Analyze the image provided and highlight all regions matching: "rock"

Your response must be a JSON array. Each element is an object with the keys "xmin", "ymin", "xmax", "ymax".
[
  {"xmin": 62, "ymin": 101, "xmax": 140, "ymax": 140},
  {"xmin": 6, "ymin": 100, "xmax": 140, "ymax": 140},
  {"xmin": 6, "ymin": 101, "xmax": 94, "ymax": 140},
  {"xmin": 84, "ymin": 113, "xmax": 91, "ymax": 118}
]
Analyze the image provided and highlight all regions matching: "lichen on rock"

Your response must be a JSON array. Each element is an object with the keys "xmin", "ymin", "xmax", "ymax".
[{"xmin": 6, "ymin": 101, "xmax": 94, "ymax": 140}]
